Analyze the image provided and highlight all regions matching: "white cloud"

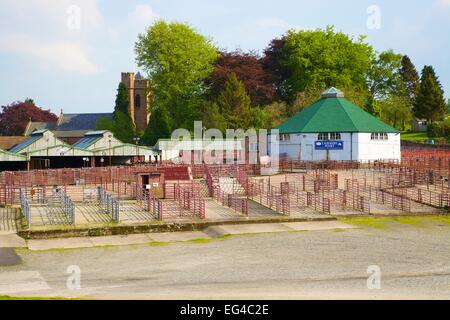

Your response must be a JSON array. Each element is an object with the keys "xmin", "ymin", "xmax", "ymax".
[
  {"xmin": 1, "ymin": 0, "xmax": 103, "ymax": 31},
  {"xmin": 437, "ymin": 0, "xmax": 450, "ymax": 7},
  {"xmin": 256, "ymin": 18, "xmax": 291, "ymax": 30},
  {"xmin": 129, "ymin": 5, "xmax": 159, "ymax": 26},
  {"xmin": 0, "ymin": 34, "xmax": 98, "ymax": 74}
]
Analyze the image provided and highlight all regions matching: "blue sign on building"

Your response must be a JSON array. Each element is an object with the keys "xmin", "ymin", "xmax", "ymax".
[{"xmin": 315, "ymin": 141, "xmax": 344, "ymax": 150}]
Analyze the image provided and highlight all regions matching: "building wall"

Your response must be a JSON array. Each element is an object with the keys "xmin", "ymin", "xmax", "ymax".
[
  {"xmin": 121, "ymin": 72, "xmax": 151, "ymax": 133},
  {"xmin": 277, "ymin": 133, "xmax": 356, "ymax": 161},
  {"xmin": 85, "ymin": 133, "xmax": 122, "ymax": 151},
  {"xmin": 356, "ymin": 133, "xmax": 401, "ymax": 162},
  {"xmin": 17, "ymin": 131, "xmax": 63, "ymax": 155},
  {"xmin": 275, "ymin": 132, "xmax": 400, "ymax": 162}
]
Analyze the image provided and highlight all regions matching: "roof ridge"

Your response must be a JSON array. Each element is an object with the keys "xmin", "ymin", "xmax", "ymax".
[
  {"xmin": 336, "ymin": 98, "xmax": 359, "ymax": 132},
  {"xmin": 302, "ymin": 98, "xmax": 327, "ymax": 131}
]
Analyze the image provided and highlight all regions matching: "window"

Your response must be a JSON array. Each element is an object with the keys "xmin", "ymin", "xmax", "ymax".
[
  {"xmin": 371, "ymin": 133, "xmax": 388, "ymax": 141},
  {"xmin": 280, "ymin": 134, "xmax": 290, "ymax": 142},
  {"xmin": 134, "ymin": 94, "xmax": 141, "ymax": 108},
  {"xmin": 330, "ymin": 132, "xmax": 341, "ymax": 140},
  {"xmin": 318, "ymin": 133, "xmax": 341, "ymax": 140},
  {"xmin": 318, "ymin": 133, "xmax": 329, "ymax": 140}
]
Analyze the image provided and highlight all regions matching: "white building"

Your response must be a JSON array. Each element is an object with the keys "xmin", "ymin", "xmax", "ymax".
[{"xmin": 272, "ymin": 88, "xmax": 401, "ymax": 162}]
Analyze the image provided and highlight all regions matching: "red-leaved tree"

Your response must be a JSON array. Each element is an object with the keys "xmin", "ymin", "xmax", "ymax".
[
  {"xmin": 0, "ymin": 101, "xmax": 58, "ymax": 136},
  {"xmin": 208, "ymin": 50, "xmax": 276, "ymax": 107}
]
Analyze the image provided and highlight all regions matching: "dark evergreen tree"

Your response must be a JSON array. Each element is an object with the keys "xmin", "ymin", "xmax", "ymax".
[
  {"xmin": 113, "ymin": 111, "xmax": 136, "ymax": 144},
  {"xmin": 414, "ymin": 66, "xmax": 447, "ymax": 123},
  {"xmin": 108, "ymin": 82, "xmax": 135, "ymax": 143},
  {"xmin": 400, "ymin": 55, "xmax": 420, "ymax": 104},
  {"xmin": 216, "ymin": 73, "xmax": 251, "ymax": 129},
  {"xmin": 141, "ymin": 106, "xmax": 171, "ymax": 146},
  {"xmin": 114, "ymin": 83, "xmax": 131, "ymax": 117},
  {"xmin": 202, "ymin": 101, "xmax": 226, "ymax": 132}
]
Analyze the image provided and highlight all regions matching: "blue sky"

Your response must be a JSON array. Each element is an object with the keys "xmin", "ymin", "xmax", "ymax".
[{"xmin": 0, "ymin": 0, "xmax": 449, "ymax": 114}]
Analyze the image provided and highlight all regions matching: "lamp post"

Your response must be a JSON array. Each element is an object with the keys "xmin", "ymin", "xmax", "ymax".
[{"xmin": 133, "ymin": 137, "xmax": 141, "ymax": 163}]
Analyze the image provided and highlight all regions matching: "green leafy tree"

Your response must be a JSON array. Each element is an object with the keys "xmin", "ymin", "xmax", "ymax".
[
  {"xmin": 248, "ymin": 107, "xmax": 270, "ymax": 130},
  {"xmin": 141, "ymin": 105, "xmax": 171, "ymax": 146},
  {"xmin": 278, "ymin": 26, "xmax": 374, "ymax": 103},
  {"xmin": 364, "ymin": 94, "xmax": 380, "ymax": 117},
  {"xmin": 264, "ymin": 101, "xmax": 289, "ymax": 127},
  {"xmin": 379, "ymin": 95, "xmax": 412, "ymax": 130},
  {"xmin": 367, "ymin": 50, "xmax": 403, "ymax": 99},
  {"xmin": 216, "ymin": 73, "xmax": 251, "ymax": 129},
  {"xmin": 414, "ymin": 66, "xmax": 447, "ymax": 123},
  {"xmin": 135, "ymin": 20, "xmax": 218, "ymax": 129}
]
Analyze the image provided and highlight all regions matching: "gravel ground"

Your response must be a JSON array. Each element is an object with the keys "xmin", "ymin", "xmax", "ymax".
[{"xmin": 2, "ymin": 218, "xmax": 450, "ymax": 299}]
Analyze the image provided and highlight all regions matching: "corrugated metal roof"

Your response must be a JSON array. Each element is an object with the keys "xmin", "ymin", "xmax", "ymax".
[
  {"xmin": 9, "ymin": 135, "xmax": 41, "ymax": 153},
  {"xmin": 72, "ymin": 136, "xmax": 102, "ymax": 149}
]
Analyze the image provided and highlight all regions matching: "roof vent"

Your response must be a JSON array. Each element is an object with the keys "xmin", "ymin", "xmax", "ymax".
[{"xmin": 321, "ymin": 87, "xmax": 344, "ymax": 98}]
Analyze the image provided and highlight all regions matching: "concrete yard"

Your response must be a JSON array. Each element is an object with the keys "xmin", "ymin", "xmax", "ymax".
[{"xmin": 1, "ymin": 216, "xmax": 450, "ymax": 300}]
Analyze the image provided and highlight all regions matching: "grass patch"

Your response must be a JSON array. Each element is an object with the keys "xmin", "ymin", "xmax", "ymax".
[
  {"xmin": 401, "ymin": 131, "xmax": 428, "ymax": 143},
  {"xmin": 340, "ymin": 215, "xmax": 450, "ymax": 230},
  {"xmin": 184, "ymin": 238, "xmax": 214, "ymax": 244},
  {"xmin": 334, "ymin": 228, "xmax": 346, "ymax": 232},
  {"xmin": 147, "ymin": 241, "xmax": 171, "ymax": 247},
  {"xmin": 391, "ymin": 217, "xmax": 425, "ymax": 227},
  {"xmin": 339, "ymin": 217, "xmax": 390, "ymax": 230}
]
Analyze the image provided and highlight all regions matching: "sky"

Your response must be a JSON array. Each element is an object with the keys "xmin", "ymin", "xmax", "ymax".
[{"xmin": 0, "ymin": 0, "xmax": 449, "ymax": 114}]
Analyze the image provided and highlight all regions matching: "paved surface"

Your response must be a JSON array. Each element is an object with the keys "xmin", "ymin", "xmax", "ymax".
[
  {"xmin": 0, "ymin": 234, "xmax": 27, "ymax": 248},
  {"xmin": 24, "ymin": 221, "xmax": 354, "ymax": 251},
  {"xmin": 0, "ymin": 248, "xmax": 21, "ymax": 266},
  {"xmin": 1, "ymin": 218, "xmax": 450, "ymax": 299}
]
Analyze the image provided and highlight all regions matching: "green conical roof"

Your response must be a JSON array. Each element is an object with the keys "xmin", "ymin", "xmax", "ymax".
[{"xmin": 274, "ymin": 91, "xmax": 399, "ymax": 134}]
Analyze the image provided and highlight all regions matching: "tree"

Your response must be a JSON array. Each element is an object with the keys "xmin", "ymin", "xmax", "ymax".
[
  {"xmin": 135, "ymin": 20, "xmax": 218, "ymax": 129},
  {"xmin": 248, "ymin": 107, "xmax": 270, "ymax": 130},
  {"xmin": 414, "ymin": 66, "xmax": 447, "ymax": 123},
  {"xmin": 208, "ymin": 50, "xmax": 276, "ymax": 107},
  {"xmin": 113, "ymin": 111, "xmax": 135, "ymax": 144},
  {"xmin": 400, "ymin": 55, "xmax": 420, "ymax": 105},
  {"xmin": 95, "ymin": 117, "xmax": 114, "ymax": 131},
  {"xmin": 379, "ymin": 95, "xmax": 412, "ymax": 130},
  {"xmin": 24, "ymin": 98, "xmax": 35, "ymax": 105},
  {"xmin": 202, "ymin": 101, "xmax": 226, "ymax": 132},
  {"xmin": 262, "ymin": 37, "xmax": 291, "ymax": 101},
  {"xmin": 114, "ymin": 83, "xmax": 130, "ymax": 116},
  {"xmin": 97, "ymin": 83, "xmax": 136, "ymax": 143},
  {"xmin": 367, "ymin": 50, "xmax": 403, "ymax": 99},
  {"xmin": 264, "ymin": 101, "xmax": 289, "ymax": 128},
  {"xmin": 141, "ymin": 105, "xmax": 171, "ymax": 146},
  {"xmin": 216, "ymin": 73, "xmax": 251, "ymax": 129},
  {"xmin": 276, "ymin": 26, "xmax": 374, "ymax": 103},
  {"xmin": 0, "ymin": 101, "xmax": 58, "ymax": 136}
]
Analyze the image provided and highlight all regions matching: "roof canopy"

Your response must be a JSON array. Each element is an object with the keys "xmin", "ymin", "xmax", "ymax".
[{"xmin": 274, "ymin": 88, "xmax": 399, "ymax": 134}]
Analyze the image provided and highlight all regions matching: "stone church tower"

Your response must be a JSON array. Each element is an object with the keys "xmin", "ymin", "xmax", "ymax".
[{"xmin": 121, "ymin": 72, "xmax": 152, "ymax": 132}]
